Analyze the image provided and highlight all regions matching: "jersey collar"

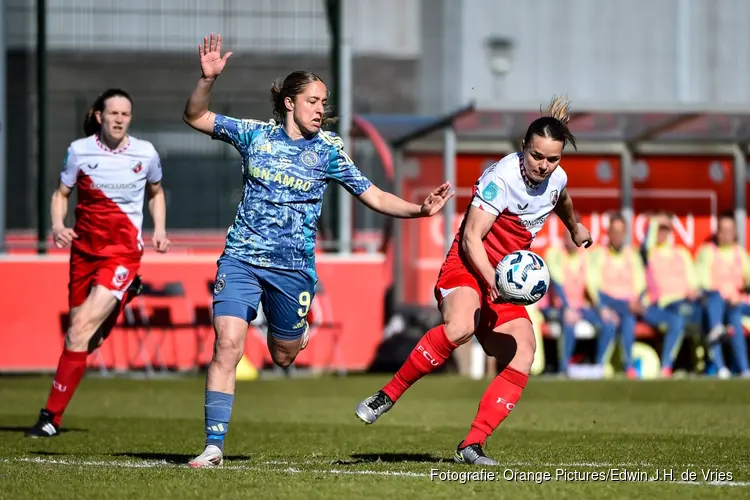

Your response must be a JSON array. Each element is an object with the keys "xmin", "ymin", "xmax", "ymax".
[{"xmin": 96, "ymin": 134, "xmax": 131, "ymax": 154}]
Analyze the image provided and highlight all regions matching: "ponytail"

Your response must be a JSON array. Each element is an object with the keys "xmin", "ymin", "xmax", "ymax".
[
  {"xmin": 541, "ymin": 95, "xmax": 572, "ymax": 125},
  {"xmin": 522, "ymin": 95, "xmax": 577, "ymax": 151},
  {"xmin": 82, "ymin": 106, "xmax": 100, "ymax": 136}
]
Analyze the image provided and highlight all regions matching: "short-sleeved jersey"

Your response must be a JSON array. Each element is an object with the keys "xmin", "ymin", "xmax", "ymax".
[
  {"xmin": 212, "ymin": 115, "xmax": 372, "ymax": 276},
  {"xmin": 60, "ymin": 135, "xmax": 162, "ymax": 259},
  {"xmin": 447, "ymin": 152, "xmax": 568, "ymax": 267}
]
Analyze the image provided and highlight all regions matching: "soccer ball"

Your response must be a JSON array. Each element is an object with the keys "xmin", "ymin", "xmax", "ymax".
[{"xmin": 495, "ymin": 250, "xmax": 550, "ymax": 305}]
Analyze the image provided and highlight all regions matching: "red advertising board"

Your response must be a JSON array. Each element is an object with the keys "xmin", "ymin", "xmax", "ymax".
[{"xmin": 0, "ymin": 254, "xmax": 389, "ymax": 372}]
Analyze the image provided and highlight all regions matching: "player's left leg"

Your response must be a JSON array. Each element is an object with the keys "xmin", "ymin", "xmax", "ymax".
[
  {"xmin": 257, "ymin": 268, "xmax": 317, "ymax": 368},
  {"xmin": 454, "ymin": 305, "xmax": 533, "ymax": 466},
  {"xmin": 89, "ymin": 274, "xmax": 144, "ymax": 351}
]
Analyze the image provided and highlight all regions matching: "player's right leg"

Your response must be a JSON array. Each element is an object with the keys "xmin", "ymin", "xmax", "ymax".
[
  {"xmin": 26, "ymin": 284, "xmax": 118, "ymax": 437},
  {"xmin": 355, "ymin": 261, "xmax": 481, "ymax": 425},
  {"xmin": 189, "ymin": 255, "xmax": 262, "ymax": 468}
]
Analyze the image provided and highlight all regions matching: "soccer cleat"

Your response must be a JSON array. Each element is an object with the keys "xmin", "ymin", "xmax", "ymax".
[
  {"xmin": 300, "ymin": 322, "xmax": 311, "ymax": 351},
  {"xmin": 126, "ymin": 275, "xmax": 143, "ymax": 303},
  {"xmin": 25, "ymin": 409, "xmax": 59, "ymax": 438},
  {"xmin": 188, "ymin": 444, "xmax": 224, "ymax": 468},
  {"xmin": 453, "ymin": 442, "xmax": 499, "ymax": 466},
  {"xmin": 355, "ymin": 390, "xmax": 394, "ymax": 424}
]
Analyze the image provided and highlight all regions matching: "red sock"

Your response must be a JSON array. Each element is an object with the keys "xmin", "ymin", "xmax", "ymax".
[
  {"xmin": 382, "ymin": 325, "xmax": 457, "ymax": 402},
  {"xmin": 461, "ymin": 366, "xmax": 528, "ymax": 447},
  {"xmin": 45, "ymin": 348, "xmax": 88, "ymax": 426}
]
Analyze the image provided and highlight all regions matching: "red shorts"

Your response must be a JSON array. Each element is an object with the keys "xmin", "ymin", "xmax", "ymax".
[
  {"xmin": 434, "ymin": 254, "xmax": 530, "ymax": 331},
  {"xmin": 68, "ymin": 251, "xmax": 140, "ymax": 308}
]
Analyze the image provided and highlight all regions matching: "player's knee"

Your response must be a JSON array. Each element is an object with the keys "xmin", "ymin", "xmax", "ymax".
[
  {"xmin": 509, "ymin": 336, "xmax": 536, "ymax": 373},
  {"xmin": 67, "ymin": 312, "xmax": 99, "ymax": 347},
  {"xmin": 444, "ymin": 318, "xmax": 476, "ymax": 345},
  {"xmin": 270, "ymin": 349, "xmax": 296, "ymax": 368},
  {"xmin": 213, "ymin": 336, "xmax": 244, "ymax": 370}
]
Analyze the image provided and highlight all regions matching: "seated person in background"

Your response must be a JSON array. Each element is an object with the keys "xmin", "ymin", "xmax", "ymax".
[
  {"xmin": 639, "ymin": 211, "xmax": 699, "ymax": 378},
  {"xmin": 586, "ymin": 213, "xmax": 646, "ymax": 378},
  {"xmin": 695, "ymin": 211, "xmax": 750, "ymax": 378},
  {"xmin": 545, "ymin": 220, "xmax": 601, "ymax": 373}
]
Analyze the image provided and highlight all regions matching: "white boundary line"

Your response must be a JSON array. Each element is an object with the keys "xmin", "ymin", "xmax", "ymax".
[{"xmin": 1, "ymin": 457, "xmax": 747, "ymax": 487}]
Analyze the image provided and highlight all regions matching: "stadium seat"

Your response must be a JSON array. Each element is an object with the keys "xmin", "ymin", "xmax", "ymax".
[{"xmin": 136, "ymin": 281, "xmax": 198, "ymax": 373}]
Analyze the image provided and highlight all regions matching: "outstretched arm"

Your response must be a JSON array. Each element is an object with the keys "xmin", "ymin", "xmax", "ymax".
[
  {"xmin": 357, "ymin": 183, "xmax": 453, "ymax": 219},
  {"xmin": 183, "ymin": 33, "xmax": 233, "ymax": 135}
]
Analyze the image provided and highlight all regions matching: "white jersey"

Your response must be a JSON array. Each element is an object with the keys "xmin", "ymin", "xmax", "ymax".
[
  {"xmin": 60, "ymin": 134, "xmax": 162, "ymax": 259},
  {"xmin": 447, "ymin": 152, "xmax": 567, "ymax": 266}
]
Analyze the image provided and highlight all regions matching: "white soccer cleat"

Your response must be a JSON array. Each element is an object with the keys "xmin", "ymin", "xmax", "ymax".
[
  {"xmin": 300, "ymin": 322, "xmax": 311, "ymax": 351},
  {"xmin": 188, "ymin": 444, "xmax": 224, "ymax": 468}
]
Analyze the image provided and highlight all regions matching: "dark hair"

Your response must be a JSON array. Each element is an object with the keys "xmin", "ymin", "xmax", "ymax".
[
  {"xmin": 609, "ymin": 211, "xmax": 626, "ymax": 226},
  {"xmin": 83, "ymin": 88, "xmax": 132, "ymax": 136},
  {"xmin": 718, "ymin": 210, "xmax": 735, "ymax": 223},
  {"xmin": 523, "ymin": 95, "xmax": 577, "ymax": 151},
  {"xmin": 269, "ymin": 71, "xmax": 336, "ymax": 126}
]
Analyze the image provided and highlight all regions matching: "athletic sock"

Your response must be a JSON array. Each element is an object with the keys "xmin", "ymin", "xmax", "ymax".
[
  {"xmin": 461, "ymin": 366, "xmax": 528, "ymax": 447},
  {"xmin": 45, "ymin": 348, "xmax": 89, "ymax": 427},
  {"xmin": 382, "ymin": 325, "xmax": 457, "ymax": 402},
  {"xmin": 205, "ymin": 391, "xmax": 234, "ymax": 452}
]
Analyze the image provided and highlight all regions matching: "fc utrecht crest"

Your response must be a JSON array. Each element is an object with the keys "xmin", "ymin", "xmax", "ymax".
[
  {"xmin": 132, "ymin": 162, "xmax": 143, "ymax": 174},
  {"xmin": 550, "ymin": 189, "xmax": 559, "ymax": 205}
]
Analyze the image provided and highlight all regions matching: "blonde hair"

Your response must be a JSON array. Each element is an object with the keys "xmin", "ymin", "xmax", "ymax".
[
  {"xmin": 541, "ymin": 95, "xmax": 572, "ymax": 125},
  {"xmin": 524, "ymin": 94, "xmax": 577, "ymax": 150}
]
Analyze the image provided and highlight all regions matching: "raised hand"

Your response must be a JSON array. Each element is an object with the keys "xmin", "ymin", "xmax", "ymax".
[
  {"xmin": 420, "ymin": 182, "xmax": 455, "ymax": 217},
  {"xmin": 199, "ymin": 33, "xmax": 232, "ymax": 80}
]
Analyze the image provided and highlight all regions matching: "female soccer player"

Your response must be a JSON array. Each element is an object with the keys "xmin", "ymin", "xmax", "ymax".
[
  {"xmin": 26, "ymin": 88, "xmax": 171, "ymax": 438},
  {"xmin": 183, "ymin": 33, "xmax": 454, "ymax": 467},
  {"xmin": 356, "ymin": 97, "xmax": 592, "ymax": 465}
]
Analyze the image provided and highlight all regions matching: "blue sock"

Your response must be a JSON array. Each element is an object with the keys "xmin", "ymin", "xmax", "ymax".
[{"xmin": 205, "ymin": 391, "xmax": 234, "ymax": 452}]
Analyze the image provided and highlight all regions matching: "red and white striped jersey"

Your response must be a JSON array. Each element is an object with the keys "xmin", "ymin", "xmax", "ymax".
[
  {"xmin": 60, "ymin": 134, "xmax": 162, "ymax": 259},
  {"xmin": 448, "ymin": 152, "xmax": 567, "ymax": 267}
]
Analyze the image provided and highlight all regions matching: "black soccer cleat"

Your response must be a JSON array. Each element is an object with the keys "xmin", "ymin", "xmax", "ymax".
[
  {"xmin": 126, "ymin": 275, "xmax": 143, "ymax": 302},
  {"xmin": 25, "ymin": 409, "xmax": 59, "ymax": 438}
]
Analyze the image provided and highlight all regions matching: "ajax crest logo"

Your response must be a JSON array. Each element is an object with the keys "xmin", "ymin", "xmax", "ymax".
[{"xmin": 301, "ymin": 150, "xmax": 319, "ymax": 167}]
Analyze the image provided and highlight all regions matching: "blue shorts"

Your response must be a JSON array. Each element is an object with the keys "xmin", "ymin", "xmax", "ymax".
[{"xmin": 212, "ymin": 255, "xmax": 316, "ymax": 341}]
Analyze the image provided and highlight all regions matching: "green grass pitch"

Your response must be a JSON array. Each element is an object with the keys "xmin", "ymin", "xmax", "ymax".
[{"xmin": 1, "ymin": 374, "xmax": 750, "ymax": 499}]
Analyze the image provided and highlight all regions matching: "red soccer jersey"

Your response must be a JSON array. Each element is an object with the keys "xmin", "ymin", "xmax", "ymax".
[
  {"xmin": 446, "ymin": 152, "xmax": 567, "ymax": 267},
  {"xmin": 60, "ymin": 135, "xmax": 162, "ymax": 259}
]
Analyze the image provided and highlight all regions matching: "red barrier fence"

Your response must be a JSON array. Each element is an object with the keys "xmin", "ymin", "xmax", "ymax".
[{"xmin": 0, "ymin": 254, "xmax": 390, "ymax": 372}]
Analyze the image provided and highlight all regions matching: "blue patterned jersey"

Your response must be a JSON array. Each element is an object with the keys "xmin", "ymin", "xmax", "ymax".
[{"xmin": 212, "ymin": 114, "xmax": 373, "ymax": 277}]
